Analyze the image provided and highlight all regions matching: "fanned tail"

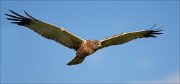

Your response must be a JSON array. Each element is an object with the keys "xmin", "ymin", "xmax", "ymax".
[{"xmin": 67, "ymin": 56, "xmax": 86, "ymax": 66}]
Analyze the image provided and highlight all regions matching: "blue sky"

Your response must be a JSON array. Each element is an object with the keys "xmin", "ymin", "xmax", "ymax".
[{"xmin": 1, "ymin": 1, "xmax": 179, "ymax": 83}]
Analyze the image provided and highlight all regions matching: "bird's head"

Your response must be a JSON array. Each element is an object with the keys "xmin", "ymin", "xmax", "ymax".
[{"xmin": 86, "ymin": 40, "xmax": 102, "ymax": 50}]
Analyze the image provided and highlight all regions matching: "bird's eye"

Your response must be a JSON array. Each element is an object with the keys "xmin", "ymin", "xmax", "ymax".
[{"xmin": 95, "ymin": 42, "xmax": 101, "ymax": 46}]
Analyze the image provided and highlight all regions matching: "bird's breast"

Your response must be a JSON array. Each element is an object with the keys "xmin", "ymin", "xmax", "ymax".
[{"xmin": 76, "ymin": 41, "xmax": 95, "ymax": 57}]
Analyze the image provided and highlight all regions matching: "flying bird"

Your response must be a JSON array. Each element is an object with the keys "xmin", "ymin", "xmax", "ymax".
[{"xmin": 5, "ymin": 10, "xmax": 163, "ymax": 66}]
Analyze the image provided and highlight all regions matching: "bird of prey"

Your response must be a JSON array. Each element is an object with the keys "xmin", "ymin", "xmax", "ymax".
[{"xmin": 5, "ymin": 10, "xmax": 163, "ymax": 66}]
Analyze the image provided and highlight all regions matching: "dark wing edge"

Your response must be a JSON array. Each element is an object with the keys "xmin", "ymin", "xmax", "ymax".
[
  {"xmin": 100, "ymin": 28, "xmax": 163, "ymax": 49},
  {"xmin": 5, "ymin": 10, "xmax": 37, "ymax": 26},
  {"xmin": 5, "ymin": 10, "xmax": 84, "ymax": 50}
]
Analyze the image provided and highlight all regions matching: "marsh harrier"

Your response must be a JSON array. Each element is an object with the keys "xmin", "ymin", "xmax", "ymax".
[{"xmin": 5, "ymin": 10, "xmax": 163, "ymax": 66}]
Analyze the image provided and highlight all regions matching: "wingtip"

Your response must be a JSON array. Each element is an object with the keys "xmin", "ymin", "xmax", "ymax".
[
  {"xmin": 5, "ymin": 13, "xmax": 9, "ymax": 16},
  {"xmin": 149, "ymin": 24, "xmax": 164, "ymax": 36},
  {"xmin": 24, "ymin": 10, "xmax": 27, "ymax": 14},
  {"xmin": 149, "ymin": 29, "xmax": 163, "ymax": 38},
  {"xmin": 24, "ymin": 10, "xmax": 37, "ymax": 20},
  {"xmin": 150, "ymin": 35, "xmax": 157, "ymax": 38},
  {"xmin": 150, "ymin": 23, "xmax": 157, "ymax": 29},
  {"xmin": 5, "ymin": 13, "xmax": 11, "ymax": 16},
  {"xmin": 8, "ymin": 10, "xmax": 16, "ymax": 14},
  {"xmin": 8, "ymin": 10, "xmax": 14, "ymax": 13}
]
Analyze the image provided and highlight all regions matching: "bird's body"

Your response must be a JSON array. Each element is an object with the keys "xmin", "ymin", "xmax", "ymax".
[
  {"xmin": 5, "ymin": 10, "xmax": 163, "ymax": 66},
  {"xmin": 67, "ymin": 40, "xmax": 101, "ymax": 65},
  {"xmin": 77, "ymin": 40, "xmax": 100, "ymax": 57}
]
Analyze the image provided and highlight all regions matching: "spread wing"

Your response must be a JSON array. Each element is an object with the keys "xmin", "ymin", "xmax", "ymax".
[
  {"xmin": 5, "ymin": 10, "xmax": 84, "ymax": 50},
  {"xmin": 100, "ymin": 29, "xmax": 163, "ymax": 49}
]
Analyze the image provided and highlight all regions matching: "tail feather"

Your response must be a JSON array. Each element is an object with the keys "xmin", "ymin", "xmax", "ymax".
[{"xmin": 67, "ymin": 56, "xmax": 86, "ymax": 66}]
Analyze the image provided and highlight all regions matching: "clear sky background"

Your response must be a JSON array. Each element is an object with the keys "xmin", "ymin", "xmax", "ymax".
[{"xmin": 1, "ymin": 0, "xmax": 179, "ymax": 83}]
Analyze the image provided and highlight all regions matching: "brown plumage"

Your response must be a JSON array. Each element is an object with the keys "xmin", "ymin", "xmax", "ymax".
[{"xmin": 5, "ymin": 10, "xmax": 163, "ymax": 66}]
